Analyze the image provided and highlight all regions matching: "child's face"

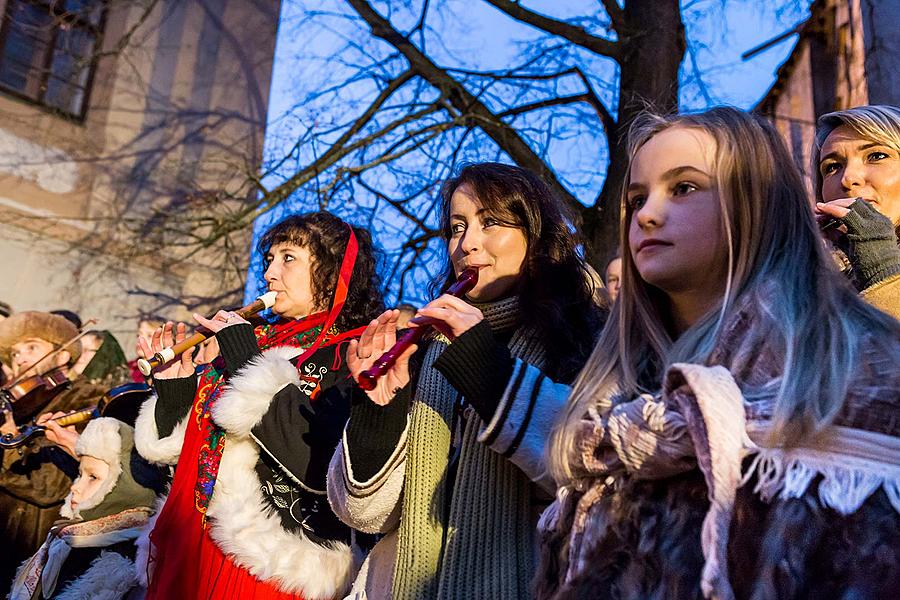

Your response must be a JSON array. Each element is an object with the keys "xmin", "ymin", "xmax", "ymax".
[
  {"xmin": 70, "ymin": 455, "xmax": 110, "ymax": 512},
  {"xmin": 626, "ymin": 126, "xmax": 727, "ymax": 302}
]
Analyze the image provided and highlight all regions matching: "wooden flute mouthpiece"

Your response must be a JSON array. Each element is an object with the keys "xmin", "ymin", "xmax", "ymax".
[{"xmin": 136, "ymin": 291, "xmax": 278, "ymax": 376}]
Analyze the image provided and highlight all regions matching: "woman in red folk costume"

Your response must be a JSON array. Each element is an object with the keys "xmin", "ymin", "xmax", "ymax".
[{"xmin": 134, "ymin": 212, "xmax": 384, "ymax": 599}]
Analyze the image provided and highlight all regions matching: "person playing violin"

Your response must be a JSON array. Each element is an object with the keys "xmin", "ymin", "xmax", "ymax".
[{"xmin": 0, "ymin": 311, "xmax": 107, "ymax": 597}]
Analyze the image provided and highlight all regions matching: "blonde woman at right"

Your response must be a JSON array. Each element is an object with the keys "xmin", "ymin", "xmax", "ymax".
[
  {"xmin": 813, "ymin": 104, "xmax": 900, "ymax": 318},
  {"xmin": 530, "ymin": 107, "xmax": 900, "ymax": 599}
]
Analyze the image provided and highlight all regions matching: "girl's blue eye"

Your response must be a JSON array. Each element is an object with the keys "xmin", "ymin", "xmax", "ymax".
[
  {"xmin": 482, "ymin": 217, "xmax": 498, "ymax": 228},
  {"xmin": 868, "ymin": 151, "xmax": 889, "ymax": 162},
  {"xmin": 627, "ymin": 195, "xmax": 646, "ymax": 210},
  {"xmin": 450, "ymin": 223, "xmax": 466, "ymax": 235},
  {"xmin": 673, "ymin": 182, "xmax": 698, "ymax": 196}
]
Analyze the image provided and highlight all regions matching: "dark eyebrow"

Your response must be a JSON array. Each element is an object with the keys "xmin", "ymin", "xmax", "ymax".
[
  {"xmin": 450, "ymin": 208, "xmax": 492, "ymax": 220},
  {"xmin": 820, "ymin": 142, "xmax": 890, "ymax": 164},
  {"xmin": 627, "ymin": 165, "xmax": 710, "ymax": 192}
]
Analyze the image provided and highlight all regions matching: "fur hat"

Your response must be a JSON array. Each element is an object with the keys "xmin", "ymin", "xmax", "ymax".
[
  {"xmin": 61, "ymin": 418, "xmax": 157, "ymax": 520},
  {"xmin": 0, "ymin": 311, "xmax": 81, "ymax": 366}
]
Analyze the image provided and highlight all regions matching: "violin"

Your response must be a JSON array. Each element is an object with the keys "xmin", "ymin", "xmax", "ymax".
[
  {"xmin": 0, "ymin": 366, "xmax": 71, "ymax": 422},
  {"xmin": 0, "ymin": 320, "xmax": 97, "ymax": 423},
  {"xmin": 0, "ymin": 381, "xmax": 151, "ymax": 450}
]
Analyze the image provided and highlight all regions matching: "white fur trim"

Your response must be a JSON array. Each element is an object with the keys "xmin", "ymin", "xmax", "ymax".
[
  {"xmin": 76, "ymin": 418, "xmax": 123, "ymax": 465},
  {"xmin": 206, "ymin": 433, "xmax": 358, "ymax": 599},
  {"xmin": 60, "ymin": 490, "xmax": 76, "ymax": 519},
  {"xmin": 211, "ymin": 346, "xmax": 302, "ymax": 437},
  {"xmin": 54, "ymin": 551, "xmax": 138, "ymax": 600},
  {"xmin": 134, "ymin": 493, "xmax": 167, "ymax": 588},
  {"xmin": 133, "ymin": 393, "xmax": 188, "ymax": 466}
]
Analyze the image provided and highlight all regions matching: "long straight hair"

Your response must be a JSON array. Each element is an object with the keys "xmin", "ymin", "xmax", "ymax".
[{"xmin": 549, "ymin": 107, "xmax": 900, "ymax": 483}]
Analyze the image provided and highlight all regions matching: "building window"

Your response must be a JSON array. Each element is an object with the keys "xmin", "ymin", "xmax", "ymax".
[{"xmin": 0, "ymin": 0, "xmax": 105, "ymax": 119}]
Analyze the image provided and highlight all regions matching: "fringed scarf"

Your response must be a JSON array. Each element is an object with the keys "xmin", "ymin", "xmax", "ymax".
[
  {"xmin": 11, "ymin": 508, "xmax": 152, "ymax": 600},
  {"xmin": 537, "ymin": 354, "xmax": 900, "ymax": 599},
  {"xmin": 392, "ymin": 296, "xmax": 549, "ymax": 600}
]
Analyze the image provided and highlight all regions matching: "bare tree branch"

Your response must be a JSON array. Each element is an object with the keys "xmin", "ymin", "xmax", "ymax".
[
  {"xmin": 345, "ymin": 0, "xmax": 583, "ymax": 215},
  {"xmin": 600, "ymin": 0, "xmax": 626, "ymax": 33},
  {"xmin": 483, "ymin": 0, "xmax": 620, "ymax": 59}
]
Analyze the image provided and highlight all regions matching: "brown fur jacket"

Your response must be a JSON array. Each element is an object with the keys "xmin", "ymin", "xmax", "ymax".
[{"xmin": 535, "ymin": 310, "xmax": 900, "ymax": 600}]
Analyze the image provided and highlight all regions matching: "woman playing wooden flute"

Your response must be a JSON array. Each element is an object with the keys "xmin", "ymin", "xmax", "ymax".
[
  {"xmin": 327, "ymin": 163, "xmax": 607, "ymax": 599},
  {"xmin": 135, "ymin": 212, "xmax": 384, "ymax": 600}
]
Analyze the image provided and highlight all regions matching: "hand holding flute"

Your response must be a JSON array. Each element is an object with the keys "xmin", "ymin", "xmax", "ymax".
[
  {"xmin": 350, "ymin": 268, "xmax": 479, "ymax": 402},
  {"xmin": 137, "ymin": 292, "xmax": 277, "ymax": 377}
]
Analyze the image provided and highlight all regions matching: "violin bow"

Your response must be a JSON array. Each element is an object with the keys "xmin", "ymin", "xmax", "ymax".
[{"xmin": 4, "ymin": 319, "xmax": 98, "ymax": 389}]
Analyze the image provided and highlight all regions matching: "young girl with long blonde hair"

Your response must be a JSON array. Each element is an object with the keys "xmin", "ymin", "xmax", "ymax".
[{"xmin": 535, "ymin": 107, "xmax": 900, "ymax": 599}]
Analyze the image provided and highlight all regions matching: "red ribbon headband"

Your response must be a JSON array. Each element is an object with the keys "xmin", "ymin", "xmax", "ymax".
[{"xmin": 293, "ymin": 225, "xmax": 359, "ymax": 364}]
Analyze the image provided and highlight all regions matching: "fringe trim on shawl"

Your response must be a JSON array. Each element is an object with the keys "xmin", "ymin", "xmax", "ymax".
[{"xmin": 742, "ymin": 443, "xmax": 900, "ymax": 515}]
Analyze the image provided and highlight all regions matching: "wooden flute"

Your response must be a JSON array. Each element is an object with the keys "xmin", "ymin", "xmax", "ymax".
[{"xmin": 136, "ymin": 291, "xmax": 278, "ymax": 376}]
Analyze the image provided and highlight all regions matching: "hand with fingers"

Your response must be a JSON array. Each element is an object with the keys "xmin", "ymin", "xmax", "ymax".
[
  {"xmin": 816, "ymin": 197, "xmax": 900, "ymax": 288},
  {"xmin": 1, "ymin": 409, "xmax": 17, "ymax": 437},
  {"xmin": 137, "ymin": 322, "xmax": 195, "ymax": 380},
  {"xmin": 409, "ymin": 294, "xmax": 484, "ymax": 340},
  {"xmin": 193, "ymin": 310, "xmax": 249, "ymax": 334},
  {"xmin": 347, "ymin": 310, "xmax": 415, "ymax": 406},
  {"xmin": 37, "ymin": 411, "xmax": 79, "ymax": 457}
]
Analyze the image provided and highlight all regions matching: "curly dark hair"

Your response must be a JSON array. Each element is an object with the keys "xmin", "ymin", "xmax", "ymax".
[
  {"xmin": 257, "ymin": 212, "xmax": 385, "ymax": 332},
  {"xmin": 434, "ymin": 162, "xmax": 606, "ymax": 382}
]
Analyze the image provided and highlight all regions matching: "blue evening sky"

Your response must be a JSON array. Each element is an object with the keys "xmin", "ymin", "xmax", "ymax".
[{"xmin": 246, "ymin": 0, "xmax": 809, "ymax": 303}]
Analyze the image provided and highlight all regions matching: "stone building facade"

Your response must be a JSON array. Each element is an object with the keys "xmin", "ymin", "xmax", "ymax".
[
  {"xmin": 0, "ymin": 0, "xmax": 280, "ymax": 349},
  {"xmin": 756, "ymin": 0, "xmax": 900, "ymax": 191}
]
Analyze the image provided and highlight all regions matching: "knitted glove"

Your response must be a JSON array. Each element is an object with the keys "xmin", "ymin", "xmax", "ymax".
[{"xmin": 841, "ymin": 198, "xmax": 900, "ymax": 290}]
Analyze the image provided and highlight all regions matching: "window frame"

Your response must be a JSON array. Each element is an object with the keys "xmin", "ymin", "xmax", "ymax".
[{"xmin": 0, "ymin": 0, "xmax": 108, "ymax": 121}]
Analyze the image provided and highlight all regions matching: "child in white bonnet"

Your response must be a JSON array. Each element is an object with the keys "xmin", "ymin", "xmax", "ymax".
[{"xmin": 9, "ymin": 418, "xmax": 157, "ymax": 600}]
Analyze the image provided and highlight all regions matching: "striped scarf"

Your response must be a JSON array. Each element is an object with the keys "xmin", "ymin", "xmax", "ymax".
[{"xmin": 392, "ymin": 296, "xmax": 548, "ymax": 599}]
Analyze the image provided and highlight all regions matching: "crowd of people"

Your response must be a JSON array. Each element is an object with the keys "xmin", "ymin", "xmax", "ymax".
[{"xmin": 0, "ymin": 103, "xmax": 897, "ymax": 600}]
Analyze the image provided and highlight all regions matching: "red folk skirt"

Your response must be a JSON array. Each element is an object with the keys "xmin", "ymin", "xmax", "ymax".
[{"xmin": 145, "ymin": 395, "xmax": 306, "ymax": 600}]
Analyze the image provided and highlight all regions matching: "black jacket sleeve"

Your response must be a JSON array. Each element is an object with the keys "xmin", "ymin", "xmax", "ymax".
[
  {"xmin": 153, "ymin": 375, "xmax": 197, "ymax": 437},
  {"xmin": 217, "ymin": 323, "xmax": 262, "ymax": 375},
  {"xmin": 250, "ymin": 353, "xmax": 356, "ymax": 491},
  {"xmin": 432, "ymin": 320, "xmax": 514, "ymax": 423},
  {"xmin": 344, "ymin": 385, "xmax": 411, "ymax": 481}
]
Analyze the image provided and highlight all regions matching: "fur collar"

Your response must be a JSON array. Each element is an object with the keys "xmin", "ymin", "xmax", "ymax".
[
  {"xmin": 206, "ymin": 348, "xmax": 359, "ymax": 599},
  {"xmin": 211, "ymin": 346, "xmax": 302, "ymax": 437},
  {"xmin": 54, "ymin": 551, "xmax": 138, "ymax": 600}
]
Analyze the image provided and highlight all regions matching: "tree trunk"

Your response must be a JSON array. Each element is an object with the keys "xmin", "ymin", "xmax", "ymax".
[{"xmin": 582, "ymin": 0, "xmax": 685, "ymax": 269}]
